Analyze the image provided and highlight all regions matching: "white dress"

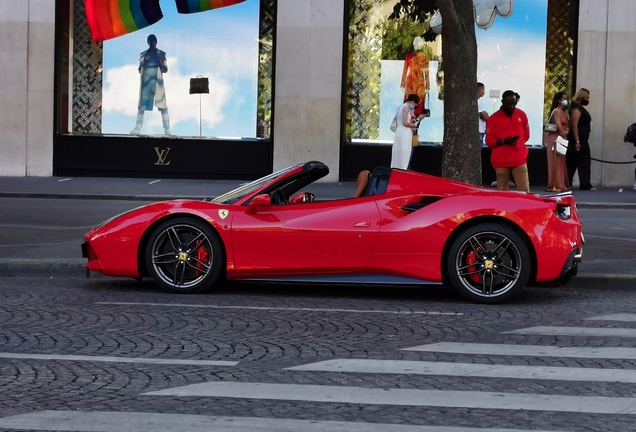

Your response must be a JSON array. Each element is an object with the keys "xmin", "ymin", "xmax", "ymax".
[{"xmin": 391, "ymin": 103, "xmax": 414, "ymax": 169}]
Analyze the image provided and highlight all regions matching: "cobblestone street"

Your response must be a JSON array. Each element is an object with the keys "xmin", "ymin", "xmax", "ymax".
[{"xmin": 2, "ymin": 276, "xmax": 636, "ymax": 431}]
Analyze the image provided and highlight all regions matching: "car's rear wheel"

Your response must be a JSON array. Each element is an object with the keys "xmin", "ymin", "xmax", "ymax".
[
  {"xmin": 447, "ymin": 223, "xmax": 531, "ymax": 304},
  {"xmin": 145, "ymin": 217, "xmax": 223, "ymax": 293}
]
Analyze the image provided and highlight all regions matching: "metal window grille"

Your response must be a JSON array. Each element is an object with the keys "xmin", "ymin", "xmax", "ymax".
[{"xmin": 544, "ymin": 0, "xmax": 575, "ymax": 119}]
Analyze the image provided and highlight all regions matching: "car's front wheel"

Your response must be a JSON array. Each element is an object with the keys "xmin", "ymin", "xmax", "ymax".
[
  {"xmin": 447, "ymin": 223, "xmax": 531, "ymax": 304},
  {"xmin": 145, "ymin": 217, "xmax": 223, "ymax": 293}
]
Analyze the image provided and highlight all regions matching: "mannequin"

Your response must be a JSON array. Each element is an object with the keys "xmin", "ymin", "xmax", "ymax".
[
  {"xmin": 400, "ymin": 37, "xmax": 430, "ymax": 116},
  {"xmin": 131, "ymin": 34, "xmax": 171, "ymax": 135}
]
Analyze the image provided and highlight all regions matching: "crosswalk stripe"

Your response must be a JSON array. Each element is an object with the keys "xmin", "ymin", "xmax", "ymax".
[
  {"xmin": 96, "ymin": 302, "xmax": 461, "ymax": 315},
  {"xmin": 586, "ymin": 314, "xmax": 636, "ymax": 322},
  {"xmin": 503, "ymin": 326, "xmax": 636, "ymax": 338},
  {"xmin": 0, "ymin": 353, "xmax": 237, "ymax": 367},
  {"xmin": 0, "ymin": 410, "xmax": 566, "ymax": 432},
  {"xmin": 0, "ymin": 411, "xmax": 565, "ymax": 432},
  {"xmin": 143, "ymin": 382, "xmax": 636, "ymax": 414},
  {"xmin": 287, "ymin": 359, "xmax": 636, "ymax": 383},
  {"xmin": 402, "ymin": 342, "xmax": 636, "ymax": 359}
]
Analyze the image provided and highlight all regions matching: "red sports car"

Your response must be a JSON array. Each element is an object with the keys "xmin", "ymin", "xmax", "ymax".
[{"xmin": 82, "ymin": 161, "xmax": 583, "ymax": 304}]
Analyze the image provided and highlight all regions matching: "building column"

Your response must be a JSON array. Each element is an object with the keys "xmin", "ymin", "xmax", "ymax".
[{"xmin": 272, "ymin": 0, "xmax": 344, "ymax": 181}]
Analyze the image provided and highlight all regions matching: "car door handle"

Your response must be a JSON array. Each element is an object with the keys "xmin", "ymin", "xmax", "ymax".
[{"xmin": 354, "ymin": 221, "xmax": 371, "ymax": 228}]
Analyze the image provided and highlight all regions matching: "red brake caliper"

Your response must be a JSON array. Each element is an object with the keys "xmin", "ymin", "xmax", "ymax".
[
  {"xmin": 195, "ymin": 240, "xmax": 209, "ymax": 276},
  {"xmin": 466, "ymin": 251, "xmax": 481, "ymax": 284}
]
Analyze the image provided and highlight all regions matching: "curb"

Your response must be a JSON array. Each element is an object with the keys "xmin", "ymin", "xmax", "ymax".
[
  {"xmin": 0, "ymin": 192, "xmax": 208, "ymax": 201},
  {"xmin": 577, "ymin": 202, "xmax": 636, "ymax": 210},
  {"xmin": 1, "ymin": 259, "xmax": 634, "ymax": 289},
  {"xmin": 0, "ymin": 259, "xmax": 91, "ymax": 278}
]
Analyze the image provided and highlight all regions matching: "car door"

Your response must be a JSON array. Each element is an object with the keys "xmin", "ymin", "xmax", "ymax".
[{"xmin": 231, "ymin": 197, "xmax": 381, "ymax": 275}]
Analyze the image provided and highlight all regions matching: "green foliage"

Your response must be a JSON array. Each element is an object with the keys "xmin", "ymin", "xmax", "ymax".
[
  {"xmin": 388, "ymin": 0, "xmax": 438, "ymax": 22},
  {"xmin": 381, "ymin": 18, "xmax": 430, "ymax": 60},
  {"xmin": 387, "ymin": 0, "xmax": 439, "ymax": 43}
]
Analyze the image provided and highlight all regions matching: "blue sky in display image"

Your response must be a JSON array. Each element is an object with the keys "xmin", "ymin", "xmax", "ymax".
[
  {"xmin": 377, "ymin": 0, "xmax": 548, "ymax": 145},
  {"xmin": 102, "ymin": 0, "xmax": 260, "ymax": 137},
  {"xmin": 476, "ymin": 0, "xmax": 548, "ymax": 146}
]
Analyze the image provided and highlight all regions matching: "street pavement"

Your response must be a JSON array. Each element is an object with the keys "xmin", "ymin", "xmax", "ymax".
[
  {"xmin": 3, "ymin": 277, "xmax": 636, "ymax": 431},
  {"xmin": 0, "ymin": 175, "xmax": 634, "ymax": 287},
  {"xmin": 1, "ymin": 175, "xmax": 636, "ymax": 431}
]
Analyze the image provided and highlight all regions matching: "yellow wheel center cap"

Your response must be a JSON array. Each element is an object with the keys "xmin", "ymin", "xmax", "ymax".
[
  {"xmin": 178, "ymin": 252, "xmax": 188, "ymax": 261},
  {"xmin": 484, "ymin": 260, "xmax": 494, "ymax": 269}
]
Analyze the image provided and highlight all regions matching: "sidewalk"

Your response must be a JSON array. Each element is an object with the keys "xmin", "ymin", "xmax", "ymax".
[
  {"xmin": 0, "ymin": 176, "xmax": 635, "ymax": 290},
  {"xmin": 0, "ymin": 175, "xmax": 634, "ymax": 207}
]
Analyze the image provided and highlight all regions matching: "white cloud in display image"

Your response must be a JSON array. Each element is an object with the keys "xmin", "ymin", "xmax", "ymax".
[
  {"xmin": 101, "ymin": 1, "xmax": 260, "ymax": 137},
  {"xmin": 103, "ymin": 59, "xmax": 234, "ymax": 135}
]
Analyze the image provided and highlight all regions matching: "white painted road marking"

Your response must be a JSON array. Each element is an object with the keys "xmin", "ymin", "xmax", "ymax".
[
  {"xmin": 143, "ymin": 381, "xmax": 636, "ymax": 414},
  {"xmin": 0, "ymin": 411, "xmax": 566, "ymax": 432},
  {"xmin": 287, "ymin": 358, "xmax": 636, "ymax": 383},
  {"xmin": 0, "ymin": 353, "xmax": 237, "ymax": 367},
  {"xmin": 503, "ymin": 326, "xmax": 636, "ymax": 338},
  {"xmin": 586, "ymin": 314, "xmax": 636, "ymax": 322},
  {"xmin": 97, "ymin": 302, "xmax": 461, "ymax": 315},
  {"xmin": 403, "ymin": 342, "xmax": 636, "ymax": 359}
]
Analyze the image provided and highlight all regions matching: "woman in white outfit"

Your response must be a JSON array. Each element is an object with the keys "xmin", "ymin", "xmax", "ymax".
[{"xmin": 391, "ymin": 93, "xmax": 424, "ymax": 169}]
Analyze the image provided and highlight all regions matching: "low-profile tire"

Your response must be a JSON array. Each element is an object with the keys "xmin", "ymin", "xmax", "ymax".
[
  {"xmin": 447, "ymin": 223, "xmax": 531, "ymax": 304},
  {"xmin": 145, "ymin": 217, "xmax": 224, "ymax": 294}
]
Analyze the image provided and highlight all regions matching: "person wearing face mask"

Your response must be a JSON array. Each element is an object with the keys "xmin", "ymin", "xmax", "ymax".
[
  {"xmin": 567, "ymin": 88, "xmax": 595, "ymax": 190},
  {"xmin": 485, "ymin": 90, "xmax": 531, "ymax": 192},
  {"xmin": 391, "ymin": 94, "xmax": 425, "ymax": 169},
  {"xmin": 545, "ymin": 91, "xmax": 570, "ymax": 191}
]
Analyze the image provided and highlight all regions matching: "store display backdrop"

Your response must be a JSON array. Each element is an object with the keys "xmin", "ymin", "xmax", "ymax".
[{"xmin": 56, "ymin": 0, "xmax": 275, "ymax": 179}]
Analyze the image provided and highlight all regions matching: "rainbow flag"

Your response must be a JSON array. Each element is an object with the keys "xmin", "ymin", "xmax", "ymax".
[
  {"xmin": 85, "ymin": 0, "xmax": 163, "ymax": 42},
  {"xmin": 175, "ymin": 0, "xmax": 246, "ymax": 14}
]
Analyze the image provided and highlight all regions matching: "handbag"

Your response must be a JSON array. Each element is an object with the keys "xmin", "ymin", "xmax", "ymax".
[
  {"xmin": 543, "ymin": 109, "xmax": 558, "ymax": 132},
  {"xmin": 390, "ymin": 114, "xmax": 398, "ymax": 133},
  {"xmin": 555, "ymin": 136, "xmax": 568, "ymax": 155},
  {"xmin": 544, "ymin": 123, "xmax": 557, "ymax": 133},
  {"xmin": 189, "ymin": 76, "xmax": 209, "ymax": 94},
  {"xmin": 412, "ymin": 133, "xmax": 419, "ymax": 147}
]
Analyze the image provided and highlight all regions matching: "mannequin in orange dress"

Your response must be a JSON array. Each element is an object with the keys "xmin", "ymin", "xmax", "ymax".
[{"xmin": 401, "ymin": 37, "xmax": 430, "ymax": 116}]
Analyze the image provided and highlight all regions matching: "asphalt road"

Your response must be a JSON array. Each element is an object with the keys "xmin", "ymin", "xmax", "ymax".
[
  {"xmin": 0, "ymin": 198, "xmax": 634, "ymax": 275},
  {"xmin": 1, "ymin": 197, "xmax": 636, "ymax": 431},
  {"xmin": 2, "ymin": 276, "xmax": 636, "ymax": 431}
]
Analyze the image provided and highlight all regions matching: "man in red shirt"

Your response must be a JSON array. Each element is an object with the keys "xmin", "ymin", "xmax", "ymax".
[{"xmin": 485, "ymin": 90, "xmax": 531, "ymax": 192}]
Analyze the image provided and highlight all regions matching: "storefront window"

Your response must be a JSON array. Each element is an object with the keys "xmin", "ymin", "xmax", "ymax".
[
  {"xmin": 346, "ymin": 0, "xmax": 550, "ymax": 147},
  {"xmin": 63, "ymin": 0, "xmax": 273, "ymax": 140}
]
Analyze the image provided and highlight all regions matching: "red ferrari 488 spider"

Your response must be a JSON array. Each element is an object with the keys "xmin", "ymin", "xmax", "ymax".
[{"xmin": 82, "ymin": 161, "xmax": 583, "ymax": 304}]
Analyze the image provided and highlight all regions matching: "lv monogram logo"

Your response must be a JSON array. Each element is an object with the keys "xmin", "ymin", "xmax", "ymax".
[{"xmin": 154, "ymin": 147, "xmax": 172, "ymax": 166}]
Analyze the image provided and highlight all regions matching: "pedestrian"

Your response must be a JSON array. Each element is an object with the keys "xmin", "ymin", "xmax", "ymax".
[
  {"xmin": 477, "ymin": 82, "xmax": 489, "ymax": 146},
  {"xmin": 391, "ymin": 94, "xmax": 425, "ymax": 169},
  {"xmin": 626, "ymin": 122, "xmax": 636, "ymax": 190},
  {"xmin": 545, "ymin": 91, "xmax": 570, "ymax": 191},
  {"xmin": 567, "ymin": 88, "xmax": 595, "ymax": 190},
  {"xmin": 485, "ymin": 90, "xmax": 531, "ymax": 192}
]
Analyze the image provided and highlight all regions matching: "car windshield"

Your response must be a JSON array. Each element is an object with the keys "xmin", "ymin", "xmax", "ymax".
[{"xmin": 211, "ymin": 165, "xmax": 300, "ymax": 205}]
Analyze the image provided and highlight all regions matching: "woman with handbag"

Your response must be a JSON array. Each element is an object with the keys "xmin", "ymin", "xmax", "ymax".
[
  {"xmin": 545, "ymin": 91, "xmax": 570, "ymax": 191},
  {"xmin": 391, "ymin": 94, "xmax": 425, "ymax": 169}
]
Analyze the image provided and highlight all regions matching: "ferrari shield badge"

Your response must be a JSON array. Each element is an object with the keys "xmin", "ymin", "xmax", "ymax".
[{"xmin": 218, "ymin": 209, "xmax": 229, "ymax": 220}]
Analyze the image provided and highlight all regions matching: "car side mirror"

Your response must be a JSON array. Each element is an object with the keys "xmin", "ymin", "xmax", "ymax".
[{"xmin": 246, "ymin": 193, "xmax": 271, "ymax": 215}]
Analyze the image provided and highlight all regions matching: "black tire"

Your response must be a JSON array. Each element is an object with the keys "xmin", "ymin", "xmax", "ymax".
[
  {"xmin": 145, "ymin": 217, "xmax": 224, "ymax": 294},
  {"xmin": 447, "ymin": 223, "xmax": 531, "ymax": 304}
]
